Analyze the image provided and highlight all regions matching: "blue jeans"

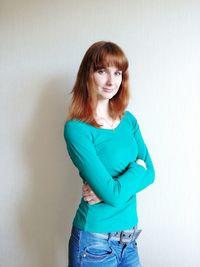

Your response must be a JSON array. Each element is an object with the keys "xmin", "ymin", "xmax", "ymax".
[{"xmin": 68, "ymin": 226, "xmax": 142, "ymax": 267}]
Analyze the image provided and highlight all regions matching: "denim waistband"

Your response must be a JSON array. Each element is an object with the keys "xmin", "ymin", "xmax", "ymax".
[{"xmin": 90, "ymin": 226, "xmax": 142, "ymax": 245}]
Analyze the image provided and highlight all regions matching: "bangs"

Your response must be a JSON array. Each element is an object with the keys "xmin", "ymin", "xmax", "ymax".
[{"xmin": 91, "ymin": 42, "xmax": 128, "ymax": 72}]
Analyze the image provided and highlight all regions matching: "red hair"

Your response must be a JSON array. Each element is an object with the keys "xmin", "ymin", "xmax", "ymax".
[{"xmin": 66, "ymin": 41, "xmax": 130, "ymax": 127}]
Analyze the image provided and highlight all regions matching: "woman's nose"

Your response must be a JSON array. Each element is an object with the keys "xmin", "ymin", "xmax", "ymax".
[{"xmin": 106, "ymin": 74, "xmax": 114, "ymax": 85}]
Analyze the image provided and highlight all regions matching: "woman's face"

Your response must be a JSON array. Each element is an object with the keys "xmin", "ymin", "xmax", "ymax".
[{"xmin": 93, "ymin": 66, "xmax": 122, "ymax": 100}]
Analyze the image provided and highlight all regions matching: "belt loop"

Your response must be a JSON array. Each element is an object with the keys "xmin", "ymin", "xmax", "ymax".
[
  {"xmin": 119, "ymin": 231, "xmax": 125, "ymax": 245},
  {"xmin": 131, "ymin": 228, "xmax": 142, "ymax": 242}
]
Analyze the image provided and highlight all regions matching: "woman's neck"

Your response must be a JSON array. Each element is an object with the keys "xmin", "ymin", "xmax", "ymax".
[
  {"xmin": 95, "ymin": 99, "xmax": 110, "ymax": 118},
  {"xmin": 95, "ymin": 99, "xmax": 120, "ymax": 130}
]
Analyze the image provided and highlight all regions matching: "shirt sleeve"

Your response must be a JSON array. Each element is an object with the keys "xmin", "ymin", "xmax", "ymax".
[
  {"xmin": 64, "ymin": 120, "xmax": 147, "ymax": 207},
  {"xmin": 127, "ymin": 111, "xmax": 155, "ymax": 192}
]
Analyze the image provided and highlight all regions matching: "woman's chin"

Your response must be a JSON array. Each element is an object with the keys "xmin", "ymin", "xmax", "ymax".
[{"xmin": 97, "ymin": 93, "xmax": 117, "ymax": 100}]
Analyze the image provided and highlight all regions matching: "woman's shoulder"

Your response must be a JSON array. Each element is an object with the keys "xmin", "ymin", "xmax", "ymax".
[
  {"xmin": 64, "ymin": 119, "xmax": 93, "ymax": 130},
  {"xmin": 64, "ymin": 119, "xmax": 93, "ymax": 141},
  {"xmin": 125, "ymin": 110, "xmax": 137, "ymax": 124}
]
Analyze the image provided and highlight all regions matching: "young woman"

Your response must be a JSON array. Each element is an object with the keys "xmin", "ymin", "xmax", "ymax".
[{"xmin": 64, "ymin": 41, "xmax": 155, "ymax": 267}]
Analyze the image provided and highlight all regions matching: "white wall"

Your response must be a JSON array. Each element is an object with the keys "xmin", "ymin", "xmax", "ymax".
[{"xmin": 1, "ymin": 1, "xmax": 200, "ymax": 266}]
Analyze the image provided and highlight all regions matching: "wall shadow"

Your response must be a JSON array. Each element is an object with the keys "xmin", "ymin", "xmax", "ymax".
[{"xmin": 19, "ymin": 76, "xmax": 81, "ymax": 267}]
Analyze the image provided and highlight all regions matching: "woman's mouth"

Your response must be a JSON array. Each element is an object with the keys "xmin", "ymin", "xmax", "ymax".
[{"xmin": 103, "ymin": 88, "xmax": 113, "ymax": 93}]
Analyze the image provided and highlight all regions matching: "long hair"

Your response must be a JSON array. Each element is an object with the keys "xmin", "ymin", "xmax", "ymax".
[{"xmin": 66, "ymin": 41, "xmax": 130, "ymax": 127}]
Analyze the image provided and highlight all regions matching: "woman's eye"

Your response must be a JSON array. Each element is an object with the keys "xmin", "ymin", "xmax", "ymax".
[
  {"xmin": 97, "ymin": 69, "xmax": 105, "ymax": 74},
  {"xmin": 115, "ymin": 71, "xmax": 122, "ymax": 76}
]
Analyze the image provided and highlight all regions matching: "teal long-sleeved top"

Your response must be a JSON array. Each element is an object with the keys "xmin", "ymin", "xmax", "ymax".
[{"xmin": 64, "ymin": 110, "xmax": 155, "ymax": 233}]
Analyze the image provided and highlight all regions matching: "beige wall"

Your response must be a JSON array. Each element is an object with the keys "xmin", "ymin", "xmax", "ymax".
[{"xmin": 1, "ymin": 1, "xmax": 200, "ymax": 266}]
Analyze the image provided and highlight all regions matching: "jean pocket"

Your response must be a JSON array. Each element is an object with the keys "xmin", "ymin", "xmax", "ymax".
[{"xmin": 81, "ymin": 242, "xmax": 114, "ymax": 262}]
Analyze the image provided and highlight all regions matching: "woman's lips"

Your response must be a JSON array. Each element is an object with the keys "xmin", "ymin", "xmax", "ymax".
[{"xmin": 103, "ymin": 88, "xmax": 113, "ymax": 92}]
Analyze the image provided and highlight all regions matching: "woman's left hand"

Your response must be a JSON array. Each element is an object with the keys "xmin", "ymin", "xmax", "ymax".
[
  {"xmin": 82, "ymin": 182, "xmax": 102, "ymax": 205},
  {"xmin": 136, "ymin": 159, "xmax": 147, "ymax": 170}
]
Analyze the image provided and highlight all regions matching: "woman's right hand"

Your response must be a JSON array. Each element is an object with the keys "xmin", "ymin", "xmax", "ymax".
[{"xmin": 82, "ymin": 182, "xmax": 102, "ymax": 205}]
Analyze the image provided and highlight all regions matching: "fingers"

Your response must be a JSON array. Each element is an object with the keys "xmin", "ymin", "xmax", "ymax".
[
  {"xmin": 87, "ymin": 196, "xmax": 102, "ymax": 205},
  {"xmin": 136, "ymin": 159, "xmax": 147, "ymax": 170},
  {"xmin": 82, "ymin": 189, "xmax": 95, "ymax": 197},
  {"xmin": 82, "ymin": 182, "xmax": 102, "ymax": 205},
  {"xmin": 82, "ymin": 183, "xmax": 95, "ymax": 197},
  {"xmin": 83, "ymin": 191, "xmax": 102, "ymax": 204},
  {"xmin": 83, "ymin": 196, "xmax": 93, "ymax": 202},
  {"xmin": 82, "ymin": 183, "xmax": 90, "ymax": 192},
  {"xmin": 82, "ymin": 183, "xmax": 94, "ymax": 196},
  {"xmin": 82, "ymin": 185, "xmax": 95, "ymax": 200},
  {"xmin": 83, "ymin": 195, "xmax": 98, "ymax": 203}
]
